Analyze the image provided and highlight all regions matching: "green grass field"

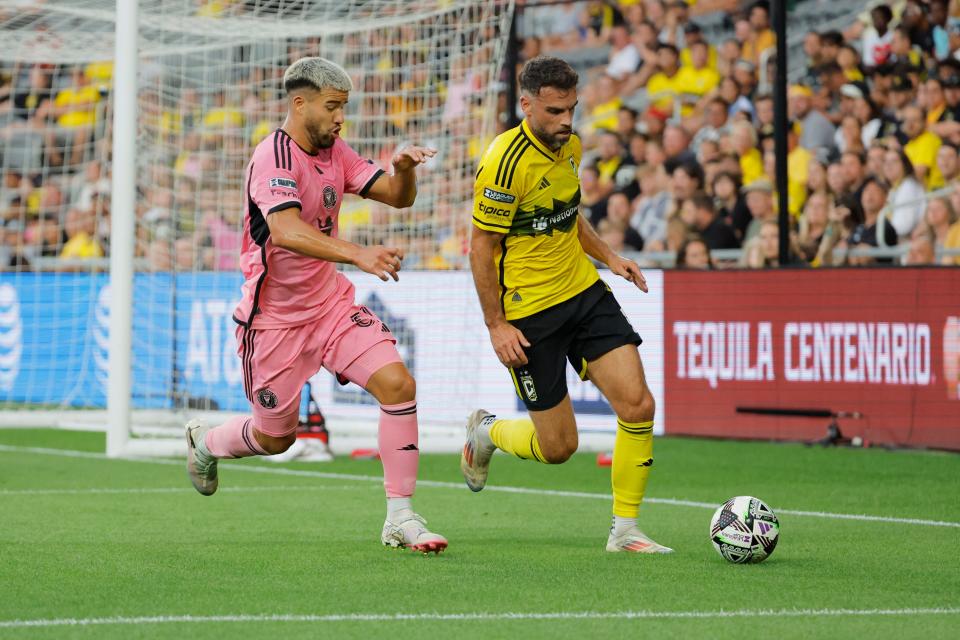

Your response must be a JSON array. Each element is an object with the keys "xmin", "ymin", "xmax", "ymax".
[{"xmin": 1, "ymin": 428, "xmax": 958, "ymax": 639}]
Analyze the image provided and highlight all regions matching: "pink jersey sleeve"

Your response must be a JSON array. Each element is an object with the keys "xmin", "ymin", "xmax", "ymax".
[
  {"xmin": 338, "ymin": 139, "xmax": 385, "ymax": 197},
  {"xmin": 249, "ymin": 139, "xmax": 303, "ymax": 215}
]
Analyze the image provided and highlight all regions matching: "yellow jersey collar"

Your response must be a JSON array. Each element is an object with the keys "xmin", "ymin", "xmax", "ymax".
[{"xmin": 521, "ymin": 119, "xmax": 564, "ymax": 160}]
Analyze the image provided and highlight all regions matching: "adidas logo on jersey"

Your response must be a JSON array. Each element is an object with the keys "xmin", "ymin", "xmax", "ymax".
[
  {"xmin": 537, "ymin": 176, "xmax": 551, "ymax": 190},
  {"xmin": 511, "ymin": 291, "xmax": 522, "ymax": 302}
]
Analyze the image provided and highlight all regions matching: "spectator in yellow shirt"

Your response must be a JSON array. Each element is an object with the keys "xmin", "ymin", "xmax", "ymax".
[
  {"xmin": 740, "ymin": 1, "xmax": 776, "ymax": 66},
  {"xmin": 201, "ymin": 91, "xmax": 244, "ymax": 132},
  {"xmin": 52, "ymin": 66, "xmax": 103, "ymax": 166},
  {"xmin": 731, "ymin": 120, "xmax": 763, "ymax": 186},
  {"xmin": 674, "ymin": 40, "xmax": 720, "ymax": 117},
  {"xmin": 585, "ymin": 74, "xmax": 623, "ymax": 138},
  {"xmin": 679, "ymin": 22, "xmax": 718, "ymax": 70},
  {"xmin": 646, "ymin": 43, "xmax": 681, "ymax": 115},
  {"xmin": 59, "ymin": 208, "xmax": 103, "ymax": 262},
  {"xmin": 54, "ymin": 67, "xmax": 101, "ymax": 129},
  {"xmin": 902, "ymin": 105, "xmax": 944, "ymax": 189}
]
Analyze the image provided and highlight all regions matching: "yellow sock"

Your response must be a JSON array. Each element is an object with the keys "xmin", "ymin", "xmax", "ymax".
[
  {"xmin": 611, "ymin": 418, "xmax": 654, "ymax": 518},
  {"xmin": 488, "ymin": 418, "xmax": 548, "ymax": 463}
]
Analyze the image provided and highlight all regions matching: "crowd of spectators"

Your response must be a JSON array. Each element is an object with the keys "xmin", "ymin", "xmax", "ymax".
[
  {"xmin": 517, "ymin": 0, "xmax": 960, "ymax": 267},
  {"xmin": 0, "ymin": 1, "xmax": 499, "ymax": 272},
  {"xmin": 2, "ymin": 0, "xmax": 960, "ymax": 271}
]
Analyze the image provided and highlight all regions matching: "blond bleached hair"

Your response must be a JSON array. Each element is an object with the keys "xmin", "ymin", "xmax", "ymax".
[{"xmin": 283, "ymin": 57, "xmax": 353, "ymax": 94}]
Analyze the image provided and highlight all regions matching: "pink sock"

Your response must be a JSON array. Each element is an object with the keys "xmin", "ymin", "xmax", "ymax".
[
  {"xmin": 378, "ymin": 400, "xmax": 419, "ymax": 497},
  {"xmin": 204, "ymin": 416, "xmax": 268, "ymax": 459}
]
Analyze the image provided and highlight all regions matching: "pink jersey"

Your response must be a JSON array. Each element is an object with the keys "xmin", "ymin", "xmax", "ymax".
[{"xmin": 234, "ymin": 129, "xmax": 384, "ymax": 329}]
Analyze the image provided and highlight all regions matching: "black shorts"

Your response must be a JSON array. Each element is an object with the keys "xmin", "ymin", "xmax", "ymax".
[{"xmin": 508, "ymin": 279, "xmax": 642, "ymax": 411}]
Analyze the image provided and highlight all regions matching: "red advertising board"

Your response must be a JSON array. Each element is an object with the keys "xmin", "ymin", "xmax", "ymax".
[{"xmin": 663, "ymin": 269, "xmax": 960, "ymax": 450}]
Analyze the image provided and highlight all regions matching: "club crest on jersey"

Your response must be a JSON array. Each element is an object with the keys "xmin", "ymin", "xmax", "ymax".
[
  {"xmin": 257, "ymin": 388, "xmax": 278, "ymax": 409},
  {"xmin": 323, "ymin": 185, "xmax": 338, "ymax": 209},
  {"xmin": 269, "ymin": 177, "xmax": 297, "ymax": 190}
]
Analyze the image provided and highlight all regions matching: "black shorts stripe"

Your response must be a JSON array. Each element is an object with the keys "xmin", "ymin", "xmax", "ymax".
[
  {"xmin": 240, "ymin": 327, "xmax": 249, "ymax": 400},
  {"xmin": 243, "ymin": 328, "xmax": 256, "ymax": 402},
  {"xmin": 495, "ymin": 131, "xmax": 523, "ymax": 187},
  {"xmin": 241, "ymin": 328, "xmax": 255, "ymax": 402},
  {"xmin": 272, "ymin": 131, "xmax": 281, "ymax": 169},
  {"xmin": 505, "ymin": 142, "xmax": 530, "ymax": 189}
]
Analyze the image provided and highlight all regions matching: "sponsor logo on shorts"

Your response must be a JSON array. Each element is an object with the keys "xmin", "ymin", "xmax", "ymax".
[
  {"xmin": 483, "ymin": 187, "xmax": 515, "ymax": 203},
  {"xmin": 269, "ymin": 177, "xmax": 297, "ymax": 190},
  {"xmin": 257, "ymin": 388, "xmax": 278, "ymax": 409},
  {"xmin": 323, "ymin": 185, "xmax": 338, "ymax": 209}
]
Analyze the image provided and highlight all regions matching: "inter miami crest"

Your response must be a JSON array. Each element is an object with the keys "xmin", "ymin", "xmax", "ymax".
[
  {"xmin": 322, "ymin": 185, "xmax": 338, "ymax": 210},
  {"xmin": 257, "ymin": 388, "xmax": 278, "ymax": 409}
]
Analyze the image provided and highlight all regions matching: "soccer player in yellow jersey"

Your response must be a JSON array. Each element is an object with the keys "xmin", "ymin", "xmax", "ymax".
[{"xmin": 461, "ymin": 56, "xmax": 672, "ymax": 554}]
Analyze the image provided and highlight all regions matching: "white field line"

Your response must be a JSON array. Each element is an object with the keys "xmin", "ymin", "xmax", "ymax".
[
  {"xmin": 0, "ymin": 607, "xmax": 958, "ymax": 629},
  {"xmin": 1, "ymin": 444, "xmax": 959, "ymax": 529},
  {"xmin": 0, "ymin": 485, "xmax": 362, "ymax": 497}
]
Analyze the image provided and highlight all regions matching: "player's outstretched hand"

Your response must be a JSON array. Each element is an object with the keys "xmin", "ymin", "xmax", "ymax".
[
  {"xmin": 391, "ymin": 145, "xmax": 437, "ymax": 172},
  {"xmin": 353, "ymin": 245, "xmax": 404, "ymax": 282},
  {"xmin": 488, "ymin": 320, "xmax": 530, "ymax": 368},
  {"xmin": 609, "ymin": 255, "xmax": 648, "ymax": 292}
]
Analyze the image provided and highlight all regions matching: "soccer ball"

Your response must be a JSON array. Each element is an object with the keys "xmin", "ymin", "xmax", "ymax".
[{"xmin": 709, "ymin": 496, "xmax": 780, "ymax": 564}]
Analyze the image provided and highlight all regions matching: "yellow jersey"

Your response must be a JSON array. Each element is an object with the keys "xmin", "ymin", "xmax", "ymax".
[
  {"xmin": 904, "ymin": 131, "xmax": 944, "ymax": 189},
  {"xmin": 473, "ymin": 120, "xmax": 598, "ymax": 321}
]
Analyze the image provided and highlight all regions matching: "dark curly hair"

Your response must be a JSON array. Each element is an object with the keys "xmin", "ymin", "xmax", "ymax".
[{"xmin": 518, "ymin": 56, "xmax": 579, "ymax": 96}]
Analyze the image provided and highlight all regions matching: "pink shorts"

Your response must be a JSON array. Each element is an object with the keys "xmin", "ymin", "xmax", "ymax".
[{"xmin": 236, "ymin": 300, "xmax": 401, "ymax": 437}]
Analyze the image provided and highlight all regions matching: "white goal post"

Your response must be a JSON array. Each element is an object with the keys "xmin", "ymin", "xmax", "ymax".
[{"xmin": 0, "ymin": 0, "xmax": 523, "ymax": 456}]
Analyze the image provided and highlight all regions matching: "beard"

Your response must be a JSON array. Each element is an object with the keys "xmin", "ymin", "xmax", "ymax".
[
  {"xmin": 306, "ymin": 123, "xmax": 336, "ymax": 149},
  {"xmin": 529, "ymin": 122, "xmax": 571, "ymax": 151}
]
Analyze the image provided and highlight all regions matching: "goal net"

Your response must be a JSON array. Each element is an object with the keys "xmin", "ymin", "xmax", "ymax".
[{"xmin": 0, "ymin": 0, "xmax": 516, "ymax": 456}]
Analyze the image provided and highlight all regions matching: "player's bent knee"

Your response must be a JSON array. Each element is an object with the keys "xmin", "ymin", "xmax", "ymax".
[
  {"xmin": 540, "ymin": 440, "xmax": 577, "ymax": 464},
  {"xmin": 371, "ymin": 367, "xmax": 416, "ymax": 405},
  {"xmin": 256, "ymin": 430, "xmax": 297, "ymax": 455},
  {"xmin": 618, "ymin": 389, "xmax": 656, "ymax": 424}
]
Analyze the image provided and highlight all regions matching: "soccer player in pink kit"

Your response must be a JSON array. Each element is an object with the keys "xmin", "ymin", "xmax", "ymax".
[{"xmin": 184, "ymin": 57, "xmax": 447, "ymax": 554}]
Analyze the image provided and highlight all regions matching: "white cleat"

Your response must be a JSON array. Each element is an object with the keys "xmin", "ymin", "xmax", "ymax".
[
  {"xmin": 185, "ymin": 419, "xmax": 218, "ymax": 496},
  {"xmin": 460, "ymin": 409, "xmax": 496, "ymax": 492},
  {"xmin": 606, "ymin": 527, "xmax": 674, "ymax": 554},
  {"xmin": 381, "ymin": 513, "xmax": 448, "ymax": 555}
]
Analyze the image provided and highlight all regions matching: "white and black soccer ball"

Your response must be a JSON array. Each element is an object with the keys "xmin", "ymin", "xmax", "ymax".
[{"xmin": 709, "ymin": 496, "xmax": 780, "ymax": 564}]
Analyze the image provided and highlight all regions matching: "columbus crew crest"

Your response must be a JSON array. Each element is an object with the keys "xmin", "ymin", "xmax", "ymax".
[
  {"xmin": 322, "ymin": 185, "xmax": 338, "ymax": 209},
  {"xmin": 257, "ymin": 388, "xmax": 278, "ymax": 409}
]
